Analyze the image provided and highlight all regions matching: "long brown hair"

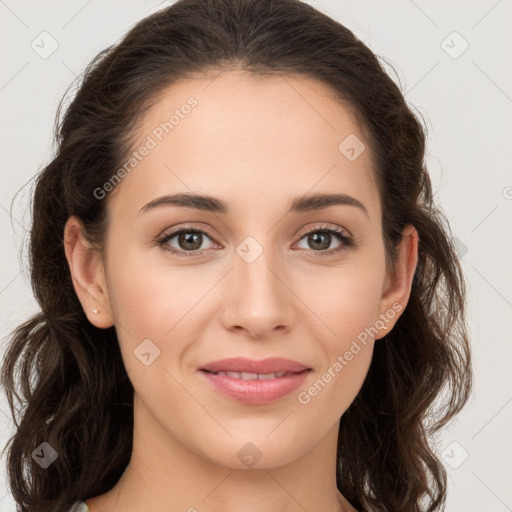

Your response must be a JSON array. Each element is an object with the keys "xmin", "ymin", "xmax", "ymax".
[{"xmin": 1, "ymin": 1, "xmax": 472, "ymax": 510}]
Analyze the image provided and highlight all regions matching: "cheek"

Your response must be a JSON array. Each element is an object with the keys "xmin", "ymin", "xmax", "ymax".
[
  {"xmin": 297, "ymin": 343, "xmax": 373, "ymax": 424},
  {"xmin": 295, "ymin": 258, "xmax": 384, "ymax": 410},
  {"xmin": 106, "ymin": 245, "xmax": 203, "ymax": 336},
  {"xmin": 104, "ymin": 246, "xmax": 199, "ymax": 377},
  {"xmin": 302, "ymin": 255, "xmax": 384, "ymax": 343},
  {"xmin": 296, "ymin": 277, "xmax": 380, "ymax": 416},
  {"xmin": 105, "ymin": 257, "xmax": 201, "ymax": 414}
]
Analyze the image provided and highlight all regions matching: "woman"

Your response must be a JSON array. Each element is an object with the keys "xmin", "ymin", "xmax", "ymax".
[{"xmin": 1, "ymin": 0, "xmax": 472, "ymax": 511}]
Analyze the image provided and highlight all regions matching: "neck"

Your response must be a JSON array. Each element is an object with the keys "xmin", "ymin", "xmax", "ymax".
[{"xmin": 85, "ymin": 393, "xmax": 356, "ymax": 512}]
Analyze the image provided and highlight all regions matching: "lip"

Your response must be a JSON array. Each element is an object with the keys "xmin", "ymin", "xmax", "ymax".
[
  {"xmin": 199, "ymin": 357, "xmax": 312, "ymax": 405},
  {"xmin": 200, "ymin": 357, "xmax": 311, "ymax": 374}
]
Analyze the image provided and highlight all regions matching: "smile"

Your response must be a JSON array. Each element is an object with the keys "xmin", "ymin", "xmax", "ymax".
[
  {"xmin": 200, "ymin": 368, "xmax": 311, "ymax": 404},
  {"xmin": 209, "ymin": 370, "xmax": 294, "ymax": 379}
]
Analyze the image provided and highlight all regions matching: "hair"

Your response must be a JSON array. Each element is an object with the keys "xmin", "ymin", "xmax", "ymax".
[{"xmin": 1, "ymin": 0, "xmax": 472, "ymax": 510}]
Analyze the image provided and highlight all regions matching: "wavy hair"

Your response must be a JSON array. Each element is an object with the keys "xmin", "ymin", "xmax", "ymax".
[{"xmin": 1, "ymin": 0, "xmax": 472, "ymax": 510}]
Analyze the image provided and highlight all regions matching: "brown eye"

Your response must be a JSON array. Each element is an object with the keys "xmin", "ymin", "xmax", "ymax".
[
  {"xmin": 294, "ymin": 225, "xmax": 354, "ymax": 256},
  {"xmin": 158, "ymin": 228, "xmax": 217, "ymax": 256}
]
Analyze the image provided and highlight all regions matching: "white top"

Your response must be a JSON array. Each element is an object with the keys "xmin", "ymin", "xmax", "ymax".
[{"xmin": 69, "ymin": 501, "xmax": 89, "ymax": 512}]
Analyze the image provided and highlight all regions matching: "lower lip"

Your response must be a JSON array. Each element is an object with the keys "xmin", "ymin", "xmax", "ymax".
[{"xmin": 200, "ymin": 370, "xmax": 311, "ymax": 404}]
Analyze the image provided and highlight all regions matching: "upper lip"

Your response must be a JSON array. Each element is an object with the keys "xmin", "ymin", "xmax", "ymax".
[{"xmin": 200, "ymin": 357, "xmax": 311, "ymax": 374}]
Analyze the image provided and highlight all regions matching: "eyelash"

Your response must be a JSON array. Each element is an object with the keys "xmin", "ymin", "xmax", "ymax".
[
  {"xmin": 157, "ymin": 225, "xmax": 356, "ymax": 258},
  {"xmin": 156, "ymin": 223, "xmax": 355, "ymax": 258}
]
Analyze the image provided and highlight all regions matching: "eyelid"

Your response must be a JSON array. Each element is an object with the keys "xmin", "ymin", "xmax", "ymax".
[
  {"xmin": 293, "ymin": 223, "xmax": 354, "ymax": 256},
  {"xmin": 156, "ymin": 224, "xmax": 219, "ymax": 252},
  {"xmin": 297, "ymin": 223, "xmax": 352, "ymax": 242}
]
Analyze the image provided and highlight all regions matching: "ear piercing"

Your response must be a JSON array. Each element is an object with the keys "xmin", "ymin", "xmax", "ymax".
[{"xmin": 92, "ymin": 309, "xmax": 99, "ymax": 314}]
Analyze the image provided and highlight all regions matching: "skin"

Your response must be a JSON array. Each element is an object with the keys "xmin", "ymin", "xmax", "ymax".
[{"xmin": 64, "ymin": 70, "xmax": 418, "ymax": 512}]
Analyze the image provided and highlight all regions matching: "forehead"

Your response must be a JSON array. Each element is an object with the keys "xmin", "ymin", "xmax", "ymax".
[{"xmin": 108, "ymin": 70, "xmax": 380, "ymax": 221}]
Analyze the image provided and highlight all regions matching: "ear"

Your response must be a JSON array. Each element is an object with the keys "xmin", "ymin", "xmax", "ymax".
[
  {"xmin": 63, "ymin": 216, "xmax": 114, "ymax": 329},
  {"xmin": 374, "ymin": 224, "xmax": 418, "ymax": 340}
]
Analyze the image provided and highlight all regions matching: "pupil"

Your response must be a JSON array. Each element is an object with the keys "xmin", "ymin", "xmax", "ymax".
[
  {"xmin": 310, "ymin": 232, "xmax": 330, "ymax": 250},
  {"xmin": 179, "ymin": 232, "xmax": 202, "ymax": 250}
]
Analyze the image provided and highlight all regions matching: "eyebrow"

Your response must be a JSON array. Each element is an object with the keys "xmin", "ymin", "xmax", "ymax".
[{"xmin": 139, "ymin": 192, "xmax": 369, "ymax": 218}]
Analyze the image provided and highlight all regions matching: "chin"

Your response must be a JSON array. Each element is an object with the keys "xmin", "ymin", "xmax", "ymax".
[{"xmin": 195, "ymin": 433, "xmax": 307, "ymax": 471}]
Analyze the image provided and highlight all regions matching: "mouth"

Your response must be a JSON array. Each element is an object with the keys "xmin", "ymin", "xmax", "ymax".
[
  {"xmin": 198, "ymin": 361, "xmax": 312, "ymax": 404},
  {"xmin": 199, "ymin": 356, "xmax": 312, "ymax": 375},
  {"xmin": 200, "ymin": 369, "xmax": 310, "ymax": 380}
]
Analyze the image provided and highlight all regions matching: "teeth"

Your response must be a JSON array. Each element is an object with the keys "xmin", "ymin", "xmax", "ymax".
[
  {"xmin": 214, "ymin": 370, "xmax": 289, "ymax": 380},
  {"xmin": 259, "ymin": 372, "xmax": 279, "ymax": 380}
]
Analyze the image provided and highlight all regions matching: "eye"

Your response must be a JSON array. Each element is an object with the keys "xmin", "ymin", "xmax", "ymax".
[
  {"xmin": 157, "ymin": 223, "xmax": 355, "ymax": 258},
  {"xmin": 157, "ymin": 226, "xmax": 218, "ymax": 256},
  {"xmin": 294, "ymin": 224, "xmax": 354, "ymax": 257}
]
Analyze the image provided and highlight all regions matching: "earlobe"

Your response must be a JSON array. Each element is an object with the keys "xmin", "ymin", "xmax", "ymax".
[
  {"xmin": 375, "ymin": 224, "xmax": 419, "ymax": 339},
  {"xmin": 63, "ymin": 216, "xmax": 114, "ymax": 329}
]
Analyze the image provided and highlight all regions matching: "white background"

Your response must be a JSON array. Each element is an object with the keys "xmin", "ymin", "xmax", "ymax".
[{"xmin": 1, "ymin": 1, "xmax": 511, "ymax": 510}]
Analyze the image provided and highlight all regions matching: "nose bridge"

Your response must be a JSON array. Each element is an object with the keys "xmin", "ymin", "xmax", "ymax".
[
  {"xmin": 236, "ymin": 232, "xmax": 285, "ymax": 302},
  {"xmin": 222, "ymin": 232, "xmax": 294, "ymax": 336}
]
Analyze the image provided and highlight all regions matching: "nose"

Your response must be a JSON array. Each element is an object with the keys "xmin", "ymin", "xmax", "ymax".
[{"xmin": 220, "ymin": 240, "xmax": 295, "ymax": 339}]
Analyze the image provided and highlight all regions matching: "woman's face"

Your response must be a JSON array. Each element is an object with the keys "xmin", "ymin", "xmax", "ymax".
[{"xmin": 69, "ymin": 70, "xmax": 415, "ymax": 470}]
